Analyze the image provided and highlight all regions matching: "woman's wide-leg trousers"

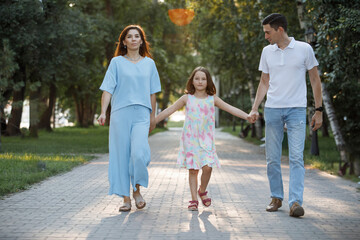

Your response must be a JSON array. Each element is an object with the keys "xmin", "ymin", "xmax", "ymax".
[{"xmin": 108, "ymin": 105, "xmax": 151, "ymax": 197}]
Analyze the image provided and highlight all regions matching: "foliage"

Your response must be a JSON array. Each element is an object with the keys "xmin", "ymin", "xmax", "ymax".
[
  {"xmin": 147, "ymin": 1, "xmax": 198, "ymax": 113},
  {"xmin": 307, "ymin": 0, "xmax": 360, "ymax": 158},
  {"xmin": 1, "ymin": 0, "xmax": 358, "ymax": 174},
  {"xmin": 0, "ymin": 39, "xmax": 18, "ymax": 106}
]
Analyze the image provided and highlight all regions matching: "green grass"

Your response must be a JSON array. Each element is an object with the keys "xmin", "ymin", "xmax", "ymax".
[
  {"xmin": 166, "ymin": 121, "xmax": 184, "ymax": 128},
  {"xmin": 0, "ymin": 126, "xmax": 166, "ymax": 197},
  {"xmin": 151, "ymin": 127, "xmax": 168, "ymax": 135},
  {"xmin": 2, "ymin": 126, "xmax": 165, "ymax": 154},
  {"xmin": 0, "ymin": 153, "xmax": 89, "ymax": 196},
  {"xmin": 2, "ymin": 126, "xmax": 110, "ymax": 154},
  {"xmin": 222, "ymin": 125, "xmax": 357, "ymax": 182}
]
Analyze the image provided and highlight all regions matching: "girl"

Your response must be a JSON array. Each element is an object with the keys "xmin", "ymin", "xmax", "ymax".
[
  {"xmin": 98, "ymin": 25, "xmax": 161, "ymax": 212},
  {"xmin": 155, "ymin": 66, "xmax": 250, "ymax": 211}
]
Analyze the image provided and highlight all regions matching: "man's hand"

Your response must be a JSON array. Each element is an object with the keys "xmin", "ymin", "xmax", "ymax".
[
  {"xmin": 311, "ymin": 111, "xmax": 323, "ymax": 131},
  {"xmin": 248, "ymin": 110, "xmax": 259, "ymax": 123}
]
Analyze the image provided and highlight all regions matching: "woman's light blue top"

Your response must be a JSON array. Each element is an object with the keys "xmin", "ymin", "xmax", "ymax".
[{"xmin": 100, "ymin": 56, "xmax": 161, "ymax": 113}]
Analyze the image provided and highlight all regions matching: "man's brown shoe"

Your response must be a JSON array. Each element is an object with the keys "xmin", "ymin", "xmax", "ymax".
[
  {"xmin": 289, "ymin": 202, "xmax": 304, "ymax": 217},
  {"xmin": 266, "ymin": 198, "xmax": 282, "ymax": 212}
]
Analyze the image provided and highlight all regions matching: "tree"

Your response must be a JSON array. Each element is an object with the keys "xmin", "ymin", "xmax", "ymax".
[
  {"xmin": 307, "ymin": 0, "xmax": 360, "ymax": 175},
  {"xmin": 0, "ymin": 0, "xmax": 43, "ymax": 136},
  {"xmin": 0, "ymin": 39, "xmax": 19, "ymax": 150},
  {"xmin": 58, "ymin": 0, "xmax": 110, "ymax": 127},
  {"xmin": 188, "ymin": 0, "xmax": 256, "ymax": 129}
]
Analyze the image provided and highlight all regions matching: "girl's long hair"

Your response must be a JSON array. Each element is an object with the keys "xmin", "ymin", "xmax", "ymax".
[
  {"xmin": 185, "ymin": 67, "xmax": 216, "ymax": 96},
  {"xmin": 113, "ymin": 25, "xmax": 152, "ymax": 58}
]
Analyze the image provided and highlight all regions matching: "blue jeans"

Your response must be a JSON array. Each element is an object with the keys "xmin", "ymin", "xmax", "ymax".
[{"xmin": 264, "ymin": 107, "xmax": 306, "ymax": 208}]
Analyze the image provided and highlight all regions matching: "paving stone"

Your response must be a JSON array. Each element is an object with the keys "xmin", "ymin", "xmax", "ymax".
[{"xmin": 0, "ymin": 128, "xmax": 359, "ymax": 239}]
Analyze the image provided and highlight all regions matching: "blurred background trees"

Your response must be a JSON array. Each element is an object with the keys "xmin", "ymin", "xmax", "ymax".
[{"xmin": 0, "ymin": 0, "xmax": 359, "ymax": 175}]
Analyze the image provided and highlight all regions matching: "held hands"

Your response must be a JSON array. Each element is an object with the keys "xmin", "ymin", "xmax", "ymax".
[
  {"xmin": 97, "ymin": 113, "xmax": 106, "ymax": 126},
  {"xmin": 311, "ymin": 111, "xmax": 323, "ymax": 131},
  {"xmin": 248, "ymin": 109, "xmax": 259, "ymax": 123}
]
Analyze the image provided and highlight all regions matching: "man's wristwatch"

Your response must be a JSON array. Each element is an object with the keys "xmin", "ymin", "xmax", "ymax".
[{"xmin": 315, "ymin": 106, "xmax": 324, "ymax": 112}]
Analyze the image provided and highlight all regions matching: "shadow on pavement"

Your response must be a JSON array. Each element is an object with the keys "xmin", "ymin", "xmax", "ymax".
[{"xmin": 176, "ymin": 210, "xmax": 231, "ymax": 239}]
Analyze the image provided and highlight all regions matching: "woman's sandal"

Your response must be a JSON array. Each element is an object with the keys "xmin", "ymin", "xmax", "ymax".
[
  {"xmin": 133, "ymin": 193, "xmax": 146, "ymax": 209},
  {"xmin": 188, "ymin": 200, "xmax": 199, "ymax": 211},
  {"xmin": 119, "ymin": 201, "xmax": 132, "ymax": 212},
  {"xmin": 198, "ymin": 187, "xmax": 211, "ymax": 207}
]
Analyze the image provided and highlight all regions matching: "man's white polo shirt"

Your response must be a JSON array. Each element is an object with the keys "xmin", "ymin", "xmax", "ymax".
[{"xmin": 258, "ymin": 37, "xmax": 319, "ymax": 108}]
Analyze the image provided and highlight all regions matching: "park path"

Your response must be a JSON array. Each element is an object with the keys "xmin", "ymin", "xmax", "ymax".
[{"xmin": 0, "ymin": 128, "xmax": 359, "ymax": 240}]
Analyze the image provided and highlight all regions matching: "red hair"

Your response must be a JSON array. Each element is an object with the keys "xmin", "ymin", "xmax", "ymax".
[
  {"xmin": 185, "ymin": 67, "xmax": 216, "ymax": 95},
  {"xmin": 113, "ymin": 25, "xmax": 152, "ymax": 58}
]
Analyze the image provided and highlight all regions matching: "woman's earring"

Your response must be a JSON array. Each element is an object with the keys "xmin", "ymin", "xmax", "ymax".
[{"xmin": 124, "ymin": 45, "xmax": 127, "ymax": 49}]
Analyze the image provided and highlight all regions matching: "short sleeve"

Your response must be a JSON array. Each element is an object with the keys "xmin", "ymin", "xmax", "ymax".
[
  {"xmin": 258, "ymin": 48, "xmax": 269, "ymax": 73},
  {"xmin": 305, "ymin": 44, "xmax": 319, "ymax": 70},
  {"xmin": 150, "ymin": 61, "xmax": 161, "ymax": 94},
  {"xmin": 99, "ymin": 58, "xmax": 117, "ymax": 95}
]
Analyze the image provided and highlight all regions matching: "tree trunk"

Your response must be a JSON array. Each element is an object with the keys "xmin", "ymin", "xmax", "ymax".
[
  {"xmin": 39, "ymin": 81, "xmax": 56, "ymax": 131},
  {"xmin": 91, "ymin": 102, "xmax": 97, "ymax": 127},
  {"xmin": 1, "ymin": 106, "xmax": 7, "ymax": 135},
  {"xmin": 73, "ymin": 92, "xmax": 96, "ymax": 128},
  {"xmin": 74, "ymin": 95, "xmax": 84, "ymax": 127},
  {"xmin": 296, "ymin": 0, "xmax": 312, "ymax": 30},
  {"xmin": 83, "ymin": 95, "xmax": 96, "ymax": 127},
  {"xmin": 353, "ymin": 155, "xmax": 360, "ymax": 176},
  {"xmin": 158, "ymin": 78, "xmax": 171, "ymax": 128},
  {"xmin": 297, "ymin": 0, "xmax": 321, "ymax": 156},
  {"xmin": 29, "ymin": 83, "xmax": 41, "ymax": 138},
  {"xmin": 248, "ymin": 80, "xmax": 263, "ymax": 139},
  {"xmin": 321, "ymin": 112, "xmax": 329, "ymax": 137},
  {"xmin": 1, "ymin": 89, "xmax": 13, "ymax": 134},
  {"xmin": 307, "ymin": 107, "xmax": 313, "ymax": 138},
  {"xmin": 322, "ymin": 83, "xmax": 348, "ymax": 173},
  {"xmin": 104, "ymin": 0, "xmax": 113, "ymax": 19},
  {"xmin": 6, "ymin": 70, "xmax": 26, "ymax": 136}
]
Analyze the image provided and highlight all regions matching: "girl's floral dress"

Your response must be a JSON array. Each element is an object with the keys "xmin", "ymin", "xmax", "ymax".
[{"xmin": 177, "ymin": 94, "xmax": 220, "ymax": 169}]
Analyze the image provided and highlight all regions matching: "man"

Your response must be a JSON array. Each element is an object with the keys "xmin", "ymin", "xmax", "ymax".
[{"xmin": 249, "ymin": 13, "xmax": 323, "ymax": 217}]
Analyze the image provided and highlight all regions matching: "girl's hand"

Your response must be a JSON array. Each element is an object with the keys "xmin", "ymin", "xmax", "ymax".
[
  {"xmin": 248, "ymin": 110, "xmax": 259, "ymax": 123},
  {"xmin": 246, "ymin": 114, "xmax": 253, "ymax": 123},
  {"xmin": 97, "ymin": 113, "xmax": 106, "ymax": 126}
]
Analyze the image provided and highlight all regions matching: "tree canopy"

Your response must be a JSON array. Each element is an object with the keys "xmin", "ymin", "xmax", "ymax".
[{"xmin": 1, "ymin": 0, "xmax": 359, "ymax": 171}]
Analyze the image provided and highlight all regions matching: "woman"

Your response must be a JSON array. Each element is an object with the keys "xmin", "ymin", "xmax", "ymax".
[{"xmin": 98, "ymin": 25, "xmax": 161, "ymax": 212}]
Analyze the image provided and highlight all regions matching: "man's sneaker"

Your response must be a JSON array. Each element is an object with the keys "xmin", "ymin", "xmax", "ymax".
[
  {"xmin": 289, "ymin": 202, "xmax": 305, "ymax": 217},
  {"xmin": 266, "ymin": 198, "xmax": 282, "ymax": 212}
]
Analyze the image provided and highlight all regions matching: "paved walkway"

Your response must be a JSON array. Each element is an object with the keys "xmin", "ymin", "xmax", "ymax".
[{"xmin": 0, "ymin": 128, "xmax": 359, "ymax": 240}]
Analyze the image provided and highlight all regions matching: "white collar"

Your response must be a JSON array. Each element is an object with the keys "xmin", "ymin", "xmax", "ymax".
[{"xmin": 271, "ymin": 37, "xmax": 296, "ymax": 51}]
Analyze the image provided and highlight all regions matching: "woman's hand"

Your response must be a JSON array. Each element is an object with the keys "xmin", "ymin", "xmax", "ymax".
[
  {"xmin": 97, "ymin": 113, "xmax": 106, "ymax": 126},
  {"xmin": 149, "ymin": 115, "xmax": 156, "ymax": 133}
]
